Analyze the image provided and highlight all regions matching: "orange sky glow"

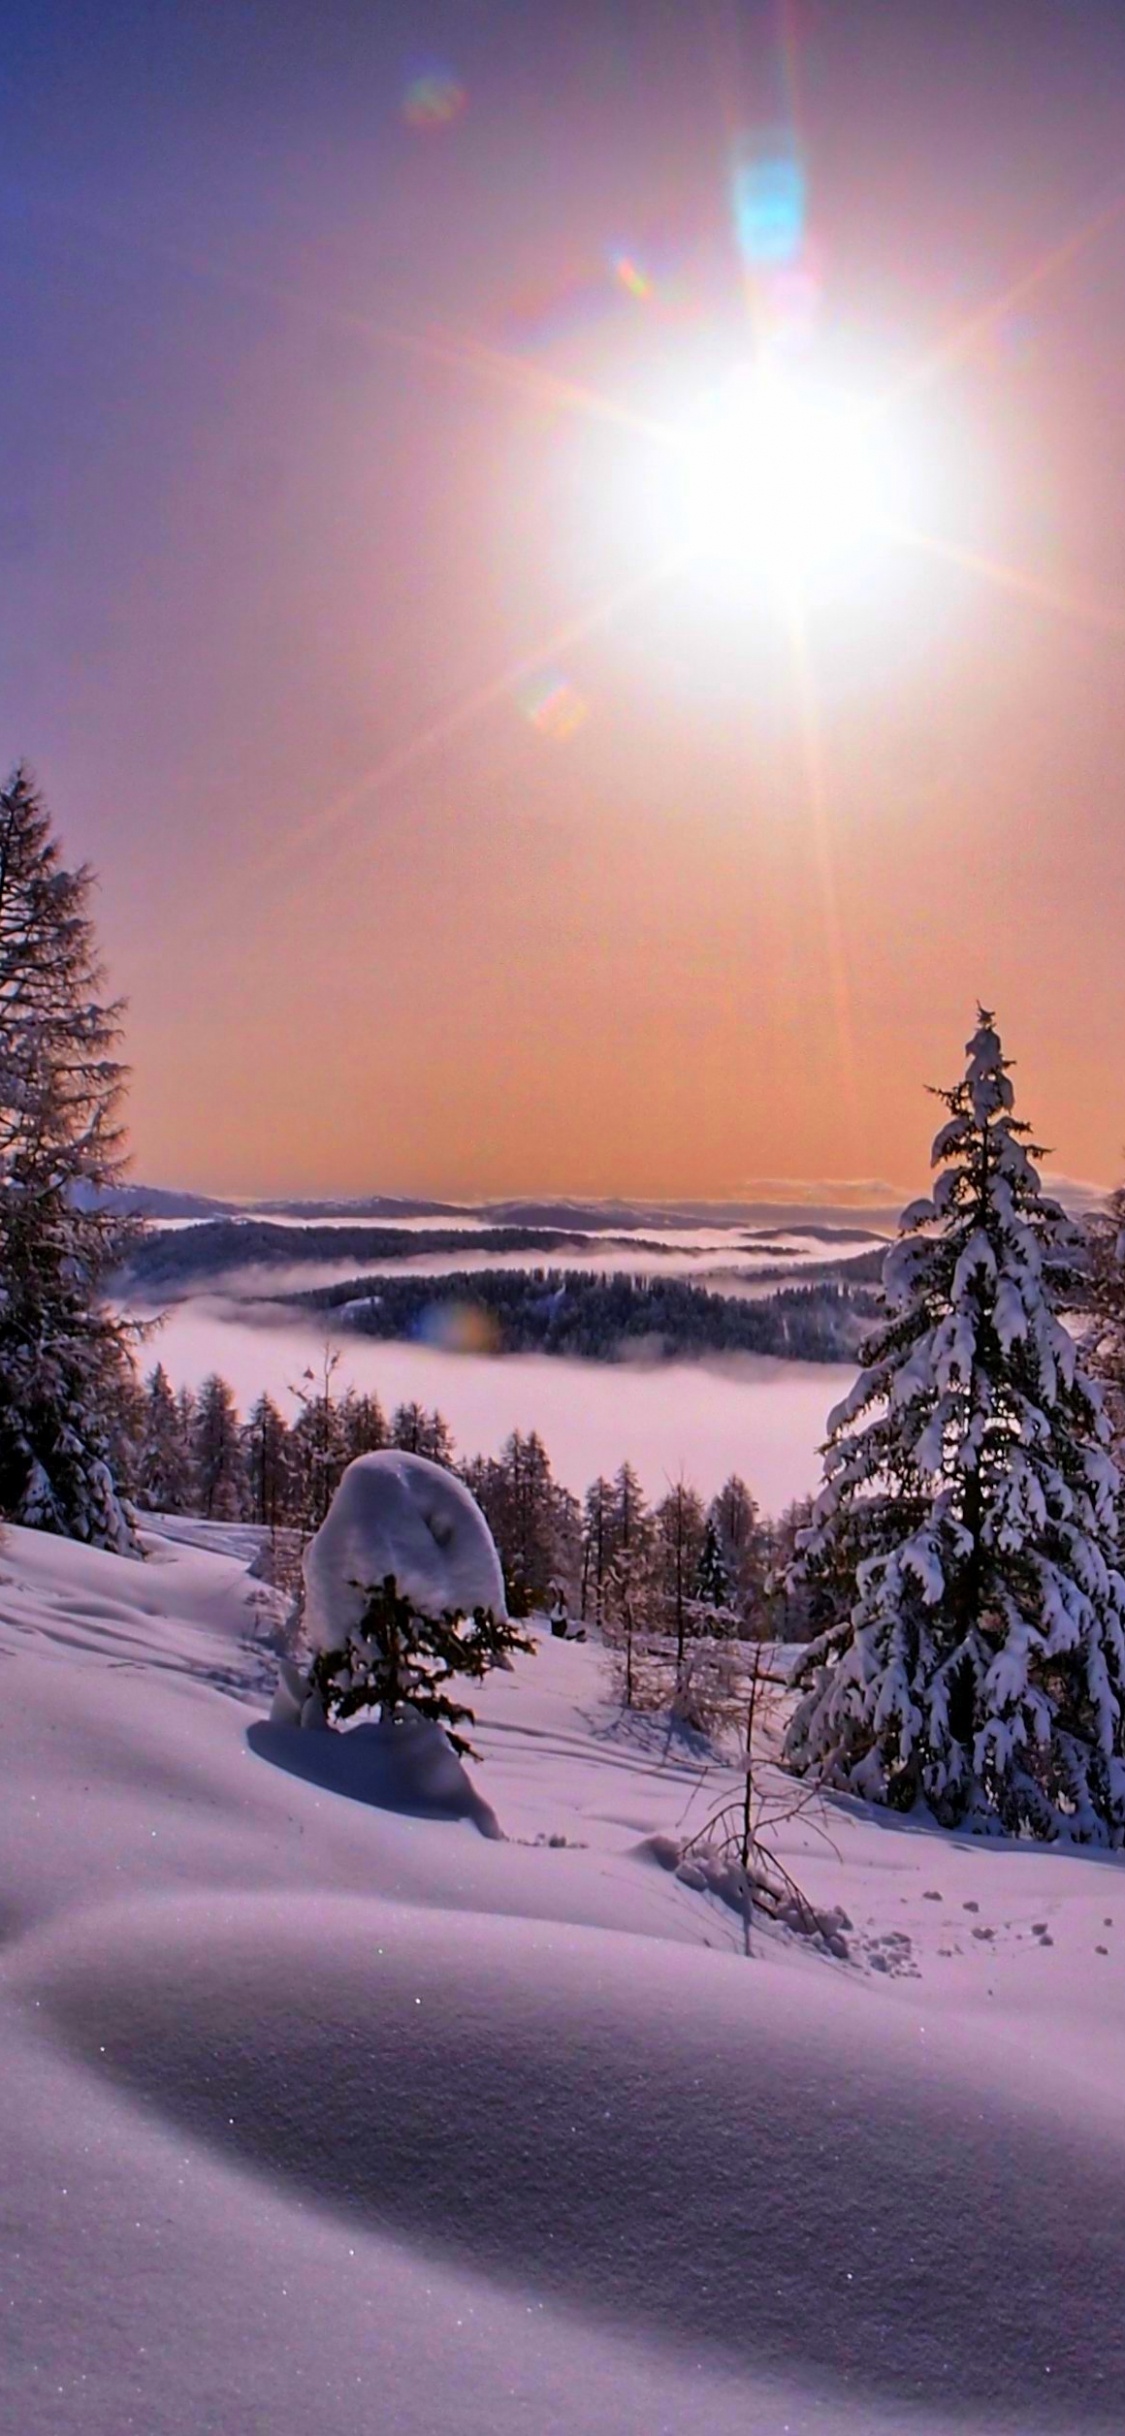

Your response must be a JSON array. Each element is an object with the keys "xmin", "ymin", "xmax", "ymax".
[{"xmin": 5, "ymin": 3, "xmax": 1125, "ymax": 1202}]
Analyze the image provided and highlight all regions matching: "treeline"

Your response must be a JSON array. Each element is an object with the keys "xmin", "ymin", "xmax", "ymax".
[
  {"xmin": 120, "ymin": 1219, "xmax": 592, "ymax": 1289},
  {"xmin": 109, "ymin": 1361, "xmax": 817, "ymax": 1639},
  {"xmin": 297, "ymin": 1266, "xmax": 879, "ymax": 1363}
]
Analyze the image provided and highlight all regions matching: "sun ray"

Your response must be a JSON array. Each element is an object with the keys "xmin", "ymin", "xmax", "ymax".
[
  {"xmin": 256, "ymin": 550, "xmax": 688, "ymax": 883},
  {"xmin": 779, "ymin": 576, "xmax": 860, "ymax": 1141},
  {"xmin": 23, "ymin": 189, "xmax": 672, "ymax": 450},
  {"xmin": 870, "ymin": 184, "xmax": 1125, "ymax": 423},
  {"xmin": 879, "ymin": 519, "xmax": 1125, "ymax": 641}
]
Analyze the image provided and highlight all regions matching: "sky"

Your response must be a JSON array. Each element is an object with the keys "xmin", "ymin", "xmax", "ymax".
[{"xmin": 3, "ymin": 0, "xmax": 1125, "ymax": 1201}]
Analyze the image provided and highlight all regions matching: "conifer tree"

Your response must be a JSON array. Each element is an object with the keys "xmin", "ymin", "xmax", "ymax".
[
  {"xmin": 652, "ymin": 1481, "xmax": 707, "ymax": 1665},
  {"xmin": 710, "ymin": 1473, "xmax": 767, "ymax": 1625},
  {"xmin": 243, "ymin": 1391, "xmax": 291, "ymax": 1527},
  {"xmin": 695, "ymin": 1514, "xmax": 732, "ymax": 1612},
  {"xmin": 786, "ymin": 1012, "xmax": 1125, "ymax": 1843},
  {"xmin": 309, "ymin": 1572, "xmax": 532, "ymax": 1757},
  {"xmin": 1083, "ymin": 1182, "xmax": 1125, "ymax": 1461},
  {"xmin": 580, "ymin": 1475, "xmax": 613, "ymax": 1623},
  {"xmin": 0, "ymin": 766, "xmax": 139, "ymax": 1550},
  {"xmin": 137, "ymin": 1362, "xmax": 194, "ymax": 1512},
  {"xmin": 192, "ymin": 1374, "xmax": 244, "ymax": 1520}
]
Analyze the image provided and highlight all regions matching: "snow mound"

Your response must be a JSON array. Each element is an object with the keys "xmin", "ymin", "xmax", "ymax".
[
  {"xmin": 303, "ymin": 1451, "xmax": 506, "ymax": 1650},
  {"xmin": 21, "ymin": 1888, "xmax": 1125, "ymax": 2432}
]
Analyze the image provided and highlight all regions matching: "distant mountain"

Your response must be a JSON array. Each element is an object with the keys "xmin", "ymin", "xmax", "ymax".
[{"xmin": 109, "ymin": 1184, "xmax": 905, "ymax": 1233}]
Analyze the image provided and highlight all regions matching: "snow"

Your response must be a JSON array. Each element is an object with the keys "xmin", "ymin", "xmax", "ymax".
[
  {"xmin": 302, "ymin": 1449, "xmax": 507, "ymax": 1649},
  {"xmin": 3, "ymin": 1516, "xmax": 1125, "ymax": 2433}
]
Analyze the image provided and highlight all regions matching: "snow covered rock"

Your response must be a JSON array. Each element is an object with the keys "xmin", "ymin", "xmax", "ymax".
[{"xmin": 303, "ymin": 1450, "xmax": 507, "ymax": 1652}]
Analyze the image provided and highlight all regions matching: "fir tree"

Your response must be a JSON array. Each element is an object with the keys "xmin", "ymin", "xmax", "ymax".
[
  {"xmin": 786, "ymin": 1012, "xmax": 1125, "ymax": 1843},
  {"xmin": 289, "ymin": 1345, "xmax": 347, "ymax": 1529},
  {"xmin": 710, "ymin": 1473, "xmax": 767, "ymax": 1626},
  {"xmin": 390, "ymin": 1401, "xmax": 455, "ymax": 1465},
  {"xmin": 309, "ymin": 1571, "xmax": 532, "ymax": 1758},
  {"xmin": 652, "ymin": 1481, "xmax": 706, "ymax": 1662},
  {"xmin": 580, "ymin": 1475, "xmax": 613, "ymax": 1623},
  {"xmin": 0, "ymin": 766, "xmax": 139, "ymax": 1550},
  {"xmin": 243, "ymin": 1392, "xmax": 291, "ymax": 1527},
  {"xmin": 1083, "ymin": 1182, "xmax": 1125, "ymax": 1462},
  {"xmin": 136, "ymin": 1362, "xmax": 194, "ymax": 1512},
  {"xmin": 192, "ymin": 1374, "xmax": 244, "ymax": 1520},
  {"xmin": 695, "ymin": 1514, "xmax": 732, "ymax": 1612}
]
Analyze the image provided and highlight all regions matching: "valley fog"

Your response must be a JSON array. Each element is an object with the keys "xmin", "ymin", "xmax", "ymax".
[{"xmin": 148, "ymin": 1300, "xmax": 845, "ymax": 1511}]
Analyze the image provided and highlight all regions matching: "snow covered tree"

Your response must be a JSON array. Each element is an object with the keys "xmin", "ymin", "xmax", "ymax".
[
  {"xmin": 192, "ymin": 1374, "xmax": 244, "ymax": 1520},
  {"xmin": 462, "ymin": 1429, "xmax": 579, "ymax": 1615},
  {"xmin": 301, "ymin": 1453, "xmax": 533, "ymax": 1757},
  {"xmin": 136, "ymin": 1362, "xmax": 194, "ymax": 1512},
  {"xmin": 695, "ymin": 1515, "xmax": 732, "ymax": 1612},
  {"xmin": 0, "ymin": 766, "xmax": 139, "ymax": 1551},
  {"xmin": 652, "ymin": 1481, "xmax": 707, "ymax": 1665},
  {"xmin": 710, "ymin": 1473, "xmax": 768, "ymax": 1628},
  {"xmin": 580, "ymin": 1475, "xmax": 613, "ymax": 1623},
  {"xmin": 1083, "ymin": 1182, "xmax": 1125, "ymax": 1462},
  {"xmin": 390, "ymin": 1400, "xmax": 455, "ymax": 1465},
  {"xmin": 339, "ymin": 1388, "xmax": 388, "ymax": 1463},
  {"xmin": 786, "ymin": 1012, "xmax": 1125, "ymax": 1844},
  {"xmin": 242, "ymin": 1392, "xmax": 291, "ymax": 1527}
]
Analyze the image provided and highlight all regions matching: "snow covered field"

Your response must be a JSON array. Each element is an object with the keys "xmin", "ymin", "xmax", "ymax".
[
  {"xmin": 147, "ymin": 1300, "xmax": 845, "ymax": 1507},
  {"xmin": 3, "ymin": 1519, "xmax": 1124, "ymax": 2434}
]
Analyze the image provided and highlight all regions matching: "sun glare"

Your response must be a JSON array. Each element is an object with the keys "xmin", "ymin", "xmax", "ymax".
[{"xmin": 674, "ymin": 366, "xmax": 887, "ymax": 577}]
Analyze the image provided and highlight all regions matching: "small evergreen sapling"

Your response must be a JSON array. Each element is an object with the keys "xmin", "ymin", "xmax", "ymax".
[
  {"xmin": 785, "ymin": 1012, "xmax": 1125, "ymax": 1843},
  {"xmin": 308, "ymin": 1572, "xmax": 532, "ymax": 1757}
]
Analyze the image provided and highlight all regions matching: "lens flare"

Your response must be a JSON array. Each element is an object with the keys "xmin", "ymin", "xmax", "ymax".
[
  {"xmin": 732, "ymin": 136, "xmax": 806, "ymax": 268},
  {"xmin": 402, "ymin": 70, "xmax": 466, "ymax": 130},
  {"xmin": 518, "ymin": 670, "xmax": 589, "ymax": 742},
  {"xmin": 610, "ymin": 252, "xmax": 654, "ymax": 302},
  {"xmin": 414, "ymin": 1301, "xmax": 500, "ymax": 1354}
]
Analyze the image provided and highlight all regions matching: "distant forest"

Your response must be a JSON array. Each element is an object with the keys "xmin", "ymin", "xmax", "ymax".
[{"xmin": 289, "ymin": 1266, "xmax": 881, "ymax": 1363}]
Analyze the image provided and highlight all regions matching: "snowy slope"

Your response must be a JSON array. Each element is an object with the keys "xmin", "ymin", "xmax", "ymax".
[{"xmin": 2, "ymin": 1523, "xmax": 1124, "ymax": 2434}]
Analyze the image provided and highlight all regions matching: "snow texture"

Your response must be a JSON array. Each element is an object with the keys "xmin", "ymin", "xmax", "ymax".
[
  {"xmin": 302, "ymin": 1447, "xmax": 507, "ymax": 1648},
  {"xmin": 4, "ymin": 1515, "xmax": 1125, "ymax": 2435}
]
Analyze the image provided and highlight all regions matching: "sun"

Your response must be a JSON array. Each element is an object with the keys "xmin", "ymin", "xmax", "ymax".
[{"xmin": 673, "ymin": 364, "xmax": 886, "ymax": 577}]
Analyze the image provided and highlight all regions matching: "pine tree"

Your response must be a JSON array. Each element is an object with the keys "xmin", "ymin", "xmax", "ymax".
[
  {"xmin": 243, "ymin": 1392, "xmax": 291, "ymax": 1527},
  {"xmin": 465, "ymin": 1429, "xmax": 577, "ymax": 1615},
  {"xmin": 136, "ymin": 1362, "xmax": 194, "ymax": 1512},
  {"xmin": 1083, "ymin": 1182, "xmax": 1125, "ymax": 1461},
  {"xmin": 340, "ymin": 1389, "xmax": 388, "ymax": 1463},
  {"xmin": 289, "ymin": 1347, "xmax": 348, "ymax": 1529},
  {"xmin": 0, "ymin": 766, "xmax": 139, "ymax": 1550},
  {"xmin": 786, "ymin": 1012, "xmax": 1125, "ymax": 1843},
  {"xmin": 652, "ymin": 1481, "xmax": 707, "ymax": 1666},
  {"xmin": 309, "ymin": 1572, "xmax": 533, "ymax": 1758},
  {"xmin": 390, "ymin": 1401, "xmax": 455, "ymax": 1466},
  {"xmin": 580, "ymin": 1475, "xmax": 613, "ymax": 1623},
  {"xmin": 192, "ymin": 1374, "xmax": 244, "ymax": 1520},
  {"xmin": 710, "ymin": 1473, "xmax": 767, "ymax": 1627},
  {"xmin": 695, "ymin": 1514, "xmax": 732, "ymax": 1612}
]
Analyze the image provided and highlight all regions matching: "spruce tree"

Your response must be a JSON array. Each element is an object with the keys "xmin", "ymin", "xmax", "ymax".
[
  {"xmin": 243, "ymin": 1391, "xmax": 291, "ymax": 1527},
  {"xmin": 786, "ymin": 1012, "xmax": 1125, "ymax": 1843},
  {"xmin": 1083, "ymin": 1182, "xmax": 1125, "ymax": 1461},
  {"xmin": 192, "ymin": 1374, "xmax": 244, "ymax": 1520},
  {"xmin": 0, "ymin": 766, "xmax": 138, "ymax": 1550},
  {"xmin": 137, "ymin": 1362, "xmax": 194, "ymax": 1513},
  {"xmin": 695, "ymin": 1515, "xmax": 732, "ymax": 1612},
  {"xmin": 309, "ymin": 1572, "xmax": 532, "ymax": 1758}
]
